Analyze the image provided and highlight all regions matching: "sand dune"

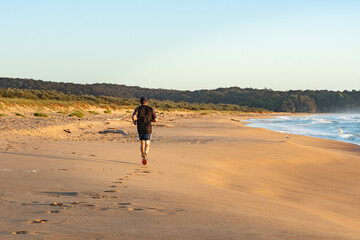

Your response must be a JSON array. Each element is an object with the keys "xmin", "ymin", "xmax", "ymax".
[{"xmin": 0, "ymin": 111, "xmax": 359, "ymax": 239}]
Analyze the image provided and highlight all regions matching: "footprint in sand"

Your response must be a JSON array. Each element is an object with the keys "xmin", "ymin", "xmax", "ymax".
[
  {"xmin": 50, "ymin": 202, "xmax": 71, "ymax": 207},
  {"xmin": 71, "ymin": 201, "xmax": 86, "ymax": 205},
  {"xmin": 50, "ymin": 202, "xmax": 73, "ymax": 209},
  {"xmin": 104, "ymin": 190, "xmax": 119, "ymax": 193},
  {"xmin": 93, "ymin": 195, "xmax": 105, "ymax": 199},
  {"xmin": 11, "ymin": 231, "xmax": 29, "ymax": 234},
  {"xmin": 11, "ymin": 231, "xmax": 41, "ymax": 235},
  {"xmin": 127, "ymin": 208, "xmax": 144, "ymax": 211},
  {"xmin": 46, "ymin": 210, "xmax": 60, "ymax": 213},
  {"xmin": 27, "ymin": 219, "xmax": 48, "ymax": 224},
  {"xmin": 118, "ymin": 202, "xmax": 131, "ymax": 206},
  {"xmin": 50, "ymin": 202, "xmax": 65, "ymax": 206},
  {"xmin": 117, "ymin": 203, "xmax": 144, "ymax": 211},
  {"xmin": 93, "ymin": 195, "xmax": 120, "ymax": 199}
]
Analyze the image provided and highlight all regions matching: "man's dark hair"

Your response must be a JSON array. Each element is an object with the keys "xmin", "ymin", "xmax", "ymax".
[{"xmin": 140, "ymin": 96, "xmax": 148, "ymax": 104}]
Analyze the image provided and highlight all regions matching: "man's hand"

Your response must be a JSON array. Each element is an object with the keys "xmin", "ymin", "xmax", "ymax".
[
  {"xmin": 133, "ymin": 120, "xmax": 137, "ymax": 125},
  {"xmin": 132, "ymin": 114, "xmax": 137, "ymax": 124}
]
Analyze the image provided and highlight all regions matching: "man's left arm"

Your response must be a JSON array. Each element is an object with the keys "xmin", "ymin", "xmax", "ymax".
[{"xmin": 152, "ymin": 109, "xmax": 157, "ymax": 122}]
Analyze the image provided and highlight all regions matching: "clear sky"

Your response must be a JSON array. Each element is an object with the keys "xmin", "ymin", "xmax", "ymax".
[{"xmin": 1, "ymin": 0, "xmax": 359, "ymax": 91}]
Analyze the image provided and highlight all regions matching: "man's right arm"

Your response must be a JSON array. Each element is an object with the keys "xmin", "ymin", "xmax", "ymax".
[{"xmin": 132, "ymin": 108, "xmax": 138, "ymax": 124}]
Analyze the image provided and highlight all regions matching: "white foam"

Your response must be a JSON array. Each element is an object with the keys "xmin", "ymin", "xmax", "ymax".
[
  {"xmin": 311, "ymin": 118, "xmax": 333, "ymax": 124},
  {"xmin": 277, "ymin": 116, "xmax": 290, "ymax": 120},
  {"xmin": 247, "ymin": 114, "xmax": 360, "ymax": 146},
  {"xmin": 340, "ymin": 134, "xmax": 354, "ymax": 139}
]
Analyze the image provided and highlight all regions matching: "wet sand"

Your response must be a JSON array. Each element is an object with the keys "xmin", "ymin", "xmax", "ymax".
[{"xmin": 0, "ymin": 110, "xmax": 359, "ymax": 239}]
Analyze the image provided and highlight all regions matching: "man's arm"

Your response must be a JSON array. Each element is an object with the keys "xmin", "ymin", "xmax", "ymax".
[
  {"xmin": 132, "ymin": 108, "xmax": 138, "ymax": 123},
  {"xmin": 152, "ymin": 109, "xmax": 157, "ymax": 122}
]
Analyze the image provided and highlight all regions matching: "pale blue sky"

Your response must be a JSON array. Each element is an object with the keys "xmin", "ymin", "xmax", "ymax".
[{"xmin": 1, "ymin": 0, "xmax": 359, "ymax": 90}]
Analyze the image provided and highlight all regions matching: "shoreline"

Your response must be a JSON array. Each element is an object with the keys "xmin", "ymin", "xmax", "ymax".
[{"xmin": 243, "ymin": 114, "xmax": 360, "ymax": 147}]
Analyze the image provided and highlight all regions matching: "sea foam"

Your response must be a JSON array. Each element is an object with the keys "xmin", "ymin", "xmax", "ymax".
[{"xmin": 247, "ymin": 114, "xmax": 360, "ymax": 146}]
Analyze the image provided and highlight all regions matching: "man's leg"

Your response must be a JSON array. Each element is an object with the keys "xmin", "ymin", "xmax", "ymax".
[
  {"xmin": 141, "ymin": 140, "xmax": 146, "ymax": 158},
  {"xmin": 144, "ymin": 140, "xmax": 151, "ymax": 156}
]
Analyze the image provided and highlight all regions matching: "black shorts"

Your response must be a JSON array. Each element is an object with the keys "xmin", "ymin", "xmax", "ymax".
[{"xmin": 139, "ymin": 133, "xmax": 151, "ymax": 141}]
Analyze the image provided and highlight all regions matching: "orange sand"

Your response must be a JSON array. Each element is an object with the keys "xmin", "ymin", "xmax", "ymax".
[{"xmin": 0, "ymin": 111, "xmax": 359, "ymax": 239}]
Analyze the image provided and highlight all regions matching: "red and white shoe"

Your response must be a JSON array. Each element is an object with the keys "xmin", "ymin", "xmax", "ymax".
[{"xmin": 142, "ymin": 153, "xmax": 148, "ymax": 165}]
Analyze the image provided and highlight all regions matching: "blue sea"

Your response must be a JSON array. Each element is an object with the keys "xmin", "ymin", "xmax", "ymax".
[{"xmin": 247, "ymin": 114, "xmax": 360, "ymax": 146}]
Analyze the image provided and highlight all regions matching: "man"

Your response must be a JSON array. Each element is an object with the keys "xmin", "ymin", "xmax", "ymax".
[{"xmin": 132, "ymin": 96, "xmax": 157, "ymax": 165}]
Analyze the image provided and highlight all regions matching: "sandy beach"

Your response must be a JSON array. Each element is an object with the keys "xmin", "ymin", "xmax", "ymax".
[{"xmin": 0, "ymin": 109, "xmax": 359, "ymax": 240}]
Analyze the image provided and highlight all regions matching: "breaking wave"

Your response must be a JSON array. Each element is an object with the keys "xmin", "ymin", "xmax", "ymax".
[{"xmin": 247, "ymin": 114, "xmax": 360, "ymax": 146}]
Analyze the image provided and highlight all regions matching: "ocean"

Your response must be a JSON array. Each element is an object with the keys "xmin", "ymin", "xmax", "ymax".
[{"xmin": 247, "ymin": 114, "xmax": 360, "ymax": 146}]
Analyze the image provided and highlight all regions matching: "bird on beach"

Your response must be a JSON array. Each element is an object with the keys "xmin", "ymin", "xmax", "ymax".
[{"xmin": 338, "ymin": 127, "xmax": 344, "ymax": 135}]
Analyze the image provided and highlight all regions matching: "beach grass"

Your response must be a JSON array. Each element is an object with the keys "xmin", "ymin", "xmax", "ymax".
[
  {"xmin": 15, "ymin": 113, "xmax": 25, "ymax": 117},
  {"xmin": 0, "ymin": 92, "xmax": 270, "ymax": 114},
  {"xmin": 33, "ymin": 112, "xmax": 48, "ymax": 117},
  {"xmin": 88, "ymin": 111, "xmax": 99, "ymax": 115},
  {"xmin": 68, "ymin": 111, "xmax": 85, "ymax": 118}
]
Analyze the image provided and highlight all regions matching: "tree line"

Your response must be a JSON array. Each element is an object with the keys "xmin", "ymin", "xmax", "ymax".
[
  {"xmin": 0, "ymin": 77, "xmax": 359, "ymax": 113},
  {"xmin": 0, "ymin": 88, "xmax": 268, "ymax": 113}
]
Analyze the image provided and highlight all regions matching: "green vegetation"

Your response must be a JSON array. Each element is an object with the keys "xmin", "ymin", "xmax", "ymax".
[
  {"xmin": 33, "ymin": 112, "xmax": 48, "ymax": 117},
  {"xmin": 104, "ymin": 109, "xmax": 111, "ymax": 114},
  {"xmin": 68, "ymin": 111, "xmax": 84, "ymax": 118},
  {"xmin": 0, "ymin": 88, "xmax": 269, "ymax": 113},
  {"xmin": 0, "ymin": 113, "xmax": 5, "ymax": 117},
  {"xmin": 1, "ymin": 77, "xmax": 359, "ymax": 112},
  {"xmin": 88, "ymin": 110, "xmax": 99, "ymax": 115},
  {"xmin": 15, "ymin": 113, "xmax": 25, "ymax": 117},
  {"xmin": 57, "ymin": 111, "xmax": 66, "ymax": 114}
]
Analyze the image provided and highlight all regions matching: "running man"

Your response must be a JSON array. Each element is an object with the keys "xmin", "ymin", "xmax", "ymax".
[{"xmin": 132, "ymin": 96, "xmax": 157, "ymax": 165}]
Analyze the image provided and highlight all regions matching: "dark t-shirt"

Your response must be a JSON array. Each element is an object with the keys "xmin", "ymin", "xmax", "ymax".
[{"xmin": 133, "ymin": 105, "xmax": 156, "ymax": 134}]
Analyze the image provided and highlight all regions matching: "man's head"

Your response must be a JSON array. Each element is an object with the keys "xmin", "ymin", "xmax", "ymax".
[{"xmin": 140, "ymin": 96, "xmax": 148, "ymax": 105}]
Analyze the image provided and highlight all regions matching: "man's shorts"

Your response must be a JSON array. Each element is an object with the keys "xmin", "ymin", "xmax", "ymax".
[{"xmin": 139, "ymin": 133, "xmax": 151, "ymax": 141}]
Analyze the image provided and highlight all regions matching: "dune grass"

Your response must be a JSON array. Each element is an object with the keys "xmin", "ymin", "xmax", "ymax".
[
  {"xmin": 15, "ymin": 113, "xmax": 25, "ymax": 117},
  {"xmin": 0, "ymin": 88, "xmax": 271, "ymax": 113},
  {"xmin": 68, "ymin": 111, "xmax": 84, "ymax": 118},
  {"xmin": 88, "ymin": 111, "xmax": 99, "ymax": 115},
  {"xmin": 0, "ymin": 93, "xmax": 270, "ymax": 114},
  {"xmin": 33, "ymin": 112, "xmax": 48, "ymax": 117}
]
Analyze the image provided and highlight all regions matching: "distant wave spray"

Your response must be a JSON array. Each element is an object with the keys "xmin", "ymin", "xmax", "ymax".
[{"xmin": 247, "ymin": 114, "xmax": 360, "ymax": 146}]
